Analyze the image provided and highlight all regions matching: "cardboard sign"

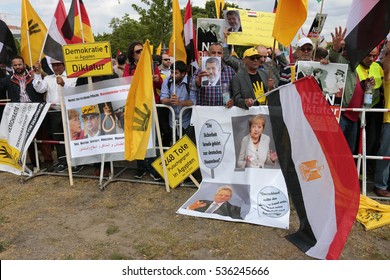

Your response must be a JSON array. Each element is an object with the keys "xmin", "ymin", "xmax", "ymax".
[
  {"xmin": 152, "ymin": 135, "xmax": 199, "ymax": 189},
  {"xmin": 62, "ymin": 42, "xmax": 113, "ymax": 78}
]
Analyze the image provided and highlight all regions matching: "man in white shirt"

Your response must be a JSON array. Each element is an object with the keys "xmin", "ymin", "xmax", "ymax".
[{"xmin": 34, "ymin": 59, "xmax": 78, "ymax": 172}]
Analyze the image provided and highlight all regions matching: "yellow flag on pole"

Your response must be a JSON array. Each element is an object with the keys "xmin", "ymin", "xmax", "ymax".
[
  {"xmin": 272, "ymin": 0, "xmax": 308, "ymax": 46},
  {"xmin": 156, "ymin": 42, "xmax": 162, "ymax": 55},
  {"xmin": 21, "ymin": 0, "xmax": 47, "ymax": 67},
  {"xmin": 214, "ymin": 0, "xmax": 225, "ymax": 19},
  {"xmin": 169, "ymin": 0, "xmax": 186, "ymax": 63},
  {"xmin": 124, "ymin": 40, "xmax": 154, "ymax": 161}
]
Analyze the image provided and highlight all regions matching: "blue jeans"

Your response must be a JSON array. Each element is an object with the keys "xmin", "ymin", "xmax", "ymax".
[
  {"xmin": 339, "ymin": 114, "xmax": 358, "ymax": 154},
  {"xmin": 374, "ymin": 123, "xmax": 390, "ymax": 190}
]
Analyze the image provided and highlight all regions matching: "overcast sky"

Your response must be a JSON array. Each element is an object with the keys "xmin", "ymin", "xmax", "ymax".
[{"xmin": 0, "ymin": 0, "xmax": 353, "ymax": 43}]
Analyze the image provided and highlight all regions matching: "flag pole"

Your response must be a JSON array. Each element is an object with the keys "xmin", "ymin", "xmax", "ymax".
[
  {"xmin": 312, "ymin": 0, "xmax": 325, "ymax": 60},
  {"xmin": 76, "ymin": 0, "xmax": 85, "ymax": 43}
]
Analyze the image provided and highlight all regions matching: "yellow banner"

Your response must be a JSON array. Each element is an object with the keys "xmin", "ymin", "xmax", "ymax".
[
  {"xmin": 152, "ymin": 135, "xmax": 199, "ymax": 189},
  {"xmin": 227, "ymin": 9, "xmax": 275, "ymax": 47},
  {"xmin": 62, "ymin": 42, "xmax": 113, "ymax": 78},
  {"xmin": 0, "ymin": 139, "xmax": 22, "ymax": 171},
  {"xmin": 356, "ymin": 195, "xmax": 390, "ymax": 230}
]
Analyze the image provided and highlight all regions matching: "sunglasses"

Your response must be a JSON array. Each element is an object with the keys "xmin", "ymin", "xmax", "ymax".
[
  {"xmin": 248, "ymin": 55, "xmax": 261, "ymax": 61},
  {"xmin": 134, "ymin": 49, "xmax": 143, "ymax": 54},
  {"xmin": 163, "ymin": 58, "xmax": 170, "ymax": 61},
  {"xmin": 300, "ymin": 47, "xmax": 313, "ymax": 52}
]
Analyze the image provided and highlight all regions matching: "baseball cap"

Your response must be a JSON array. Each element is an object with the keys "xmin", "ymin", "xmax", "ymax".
[
  {"xmin": 50, "ymin": 58, "xmax": 64, "ymax": 64},
  {"xmin": 297, "ymin": 37, "xmax": 314, "ymax": 48},
  {"xmin": 81, "ymin": 105, "xmax": 100, "ymax": 116},
  {"xmin": 243, "ymin": 47, "xmax": 259, "ymax": 58}
]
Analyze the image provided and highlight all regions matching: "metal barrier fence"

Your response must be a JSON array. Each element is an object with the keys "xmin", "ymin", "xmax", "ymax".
[{"xmin": 2, "ymin": 101, "xmax": 389, "ymax": 199}]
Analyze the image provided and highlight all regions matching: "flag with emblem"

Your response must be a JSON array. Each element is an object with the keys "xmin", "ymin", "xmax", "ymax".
[
  {"xmin": 184, "ymin": 0, "xmax": 198, "ymax": 68},
  {"xmin": 268, "ymin": 77, "xmax": 360, "ymax": 259},
  {"xmin": 62, "ymin": 0, "xmax": 94, "ymax": 44},
  {"xmin": 169, "ymin": 0, "xmax": 186, "ymax": 63},
  {"xmin": 124, "ymin": 40, "xmax": 154, "ymax": 161},
  {"xmin": 21, "ymin": 0, "xmax": 47, "ymax": 67}
]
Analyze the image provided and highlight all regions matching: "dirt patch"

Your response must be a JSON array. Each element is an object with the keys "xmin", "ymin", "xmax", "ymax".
[{"xmin": 0, "ymin": 168, "xmax": 389, "ymax": 260}]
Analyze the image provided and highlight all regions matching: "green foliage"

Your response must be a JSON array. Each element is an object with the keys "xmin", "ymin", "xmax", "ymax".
[{"xmin": 94, "ymin": 0, "xmax": 242, "ymax": 57}]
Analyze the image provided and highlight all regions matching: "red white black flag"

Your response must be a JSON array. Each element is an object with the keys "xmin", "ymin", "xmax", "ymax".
[
  {"xmin": 345, "ymin": 0, "xmax": 390, "ymax": 69},
  {"xmin": 184, "ymin": 0, "xmax": 199, "ymax": 68},
  {"xmin": 42, "ymin": 0, "xmax": 68, "ymax": 63},
  {"xmin": 268, "ymin": 77, "xmax": 360, "ymax": 259}
]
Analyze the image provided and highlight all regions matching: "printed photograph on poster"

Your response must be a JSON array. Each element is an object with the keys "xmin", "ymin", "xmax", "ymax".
[
  {"xmin": 307, "ymin": 13, "xmax": 327, "ymax": 39},
  {"xmin": 225, "ymin": 9, "xmax": 275, "ymax": 47},
  {"xmin": 232, "ymin": 113, "xmax": 279, "ymax": 170},
  {"xmin": 179, "ymin": 182, "xmax": 251, "ymax": 220},
  {"xmin": 197, "ymin": 18, "xmax": 225, "ymax": 52},
  {"xmin": 67, "ymin": 108, "xmax": 85, "ymax": 141},
  {"xmin": 297, "ymin": 61, "xmax": 348, "ymax": 115},
  {"xmin": 201, "ymin": 56, "xmax": 222, "ymax": 87},
  {"xmin": 224, "ymin": 10, "xmax": 242, "ymax": 32}
]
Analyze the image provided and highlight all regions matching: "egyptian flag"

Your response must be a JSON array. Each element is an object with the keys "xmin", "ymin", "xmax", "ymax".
[
  {"xmin": 268, "ymin": 77, "xmax": 360, "ymax": 260},
  {"xmin": 42, "ymin": 0, "xmax": 68, "ymax": 63},
  {"xmin": 345, "ymin": 0, "xmax": 390, "ymax": 69},
  {"xmin": 273, "ymin": 0, "xmax": 278, "ymax": 13},
  {"xmin": 0, "ymin": 20, "xmax": 17, "ymax": 66},
  {"xmin": 62, "ymin": 0, "xmax": 94, "ymax": 44},
  {"xmin": 184, "ymin": 0, "xmax": 199, "ymax": 68}
]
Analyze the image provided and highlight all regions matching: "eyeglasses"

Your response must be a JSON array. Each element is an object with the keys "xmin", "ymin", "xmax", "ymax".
[
  {"xmin": 300, "ymin": 47, "xmax": 313, "ymax": 52},
  {"xmin": 134, "ymin": 49, "xmax": 143, "ymax": 54},
  {"xmin": 82, "ymin": 115, "xmax": 98, "ymax": 121},
  {"xmin": 248, "ymin": 55, "xmax": 261, "ymax": 61},
  {"xmin": 163, "ymin": 58, "xmax": 170, "ymax": 61}
]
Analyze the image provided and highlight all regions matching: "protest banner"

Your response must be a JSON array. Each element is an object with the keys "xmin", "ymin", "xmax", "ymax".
[
  {"xmin": 62, "ymin": 77, "xmax": 154, "ymax": 166},
  {"xmin": 177, "ymin": 106, "xmax": 290, "ymax": 229},
  {"xmin": 226, "ymin": 9, "xmax": 275, "ymax": 47},
  {"xmin": 297, "ymin": 61, "xmax": 348, "ymax": 122},
  {"xmin": 0, "ymin": 103, "xmax": 50, "ymax": 175},
  {"xmin": 152, "ymin": 135, "xmax": 199, "ymax": 189},
  {"xmin": 62, "ymin": 41, "xmax": 113, "ymax": 78}
]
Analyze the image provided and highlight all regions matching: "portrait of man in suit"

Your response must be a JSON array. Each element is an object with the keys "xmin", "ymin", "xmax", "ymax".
[
  {"xmin": 187, "ymin": 185, "xmax": 242, "ymax": 219},
  {"xmin": 201, "ymin": 56, "xmax": 222, "ymax": 87},
  {"xmin": 225, "ymin": 10, "xmax": 242, "ymax": 32}
]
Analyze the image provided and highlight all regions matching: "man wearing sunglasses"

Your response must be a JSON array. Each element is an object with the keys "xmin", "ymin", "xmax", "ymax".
[
  {"xmin": 232, "ymin": 48, "xmax": 274, "ymax": 109},
  {"xmin": 159, "ymin": 54, "xmax": 172, "ymax": 78},
  {"xmin": 279, "ymin": 37, "xmax": 314, "ymax": 86}
]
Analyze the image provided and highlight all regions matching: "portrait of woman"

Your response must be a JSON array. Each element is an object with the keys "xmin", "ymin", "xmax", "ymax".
[
  {"xmin": 67, "ymin": 109, "xmax": 84, "ymax": 140},
  {"xmin": 237, "ymin": 114, "xmax": 277, "ymax": 168}
]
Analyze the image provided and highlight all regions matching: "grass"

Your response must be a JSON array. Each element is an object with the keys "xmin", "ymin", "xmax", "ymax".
[{"xmin": 106, "ymin": 225, "xmax": 119, "ymax": 235}]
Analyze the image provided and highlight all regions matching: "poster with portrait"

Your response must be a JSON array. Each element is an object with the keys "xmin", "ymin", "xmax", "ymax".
[
  {"xmin": 307, "ymin": 13, "xmax": 328, "ymax": 40},
  {"xmin": 297, "ymin": 61, "xmax": 348, "ymax": 122},
  {"xmin": 177, "ymin": 106, "xmax": 290, "ymax": 229},
  {"xmin": 63, "ymin": 77, "xmax": 155, "ymax": 166},
  {"xmin": 225, "ymin": 9, "xmax": 275, "ymax": 47},
  {"xmin": 197, "ymin": 18, "xmax": 225, "ymax": 54},
  {"xmin": 200, "ymin": 56, "xmax": 222, "ymax": 87}
]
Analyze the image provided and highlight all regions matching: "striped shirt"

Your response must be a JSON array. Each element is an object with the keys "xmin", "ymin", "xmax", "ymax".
[{"xmin": 191, "ymin": 64, "xmax": 236, "ymax": 106}]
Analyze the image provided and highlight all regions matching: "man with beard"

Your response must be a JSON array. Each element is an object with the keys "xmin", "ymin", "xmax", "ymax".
[{"xmin": 0, "ymin": 55, "xmax": 53, "ymax": 169}]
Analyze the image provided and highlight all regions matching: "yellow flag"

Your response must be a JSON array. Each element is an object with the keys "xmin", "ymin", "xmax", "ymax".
[
  {"xmin": 124, "ymin": 40, "xmax": 154, "ymax": 161},
  {"xmin": 21, "ymin": 0, "xmax": 47, "ymax": 67},
  {"xmin": 169, "ymin": 0, "xmax": 186, "ymax": 63},
  {"xmin": 156, "ymin": 42, "xmax": 162, "ymax": 55},
  {"xmin": 356, "ymin": 195, "xmax": 390, "ymax": 230},
  {"xmin": 272, "ymin": 0, "xmax": 308, "ymax": 46},
  {"xmin": 215, "ymin": 0, "xmax": 225, "ymax": 19}
]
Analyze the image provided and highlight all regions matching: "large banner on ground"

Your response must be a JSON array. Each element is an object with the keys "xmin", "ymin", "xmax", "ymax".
[
  {"xmin": 177, "ymin": 106, "xmax": 290, "ymax": 229},
  {"xmin": 0, "ymin": 103, "xmax": 50, "ymax": 175},
  {"xmin": 62, "ymin": 77, "xmax": 155, "ymax": 166}
]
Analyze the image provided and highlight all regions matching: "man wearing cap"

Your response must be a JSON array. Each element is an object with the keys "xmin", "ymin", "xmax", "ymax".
[
  {"xmin": 81, "ymin": 105, "xmax": 101, "ymax": 138},
  {"xmin": 279, "ymin": 37, "xmax": 314, "ymax": 86},
  {"xmin": 34, "ymin": 58, "xmax": 78, "ymax": 172},
  {"xmin": 231, "ymin": 47, "xmax": 274, "ymax": 109}
]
